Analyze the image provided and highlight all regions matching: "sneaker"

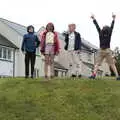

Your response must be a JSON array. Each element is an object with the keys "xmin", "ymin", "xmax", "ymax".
[
  {"xmin": 89, "ymin": 73, "xmax": 96, "ymax": 79},
  {"xmin": 25, "ymin": 76, "xmax": 29, "ymax": 79},
  {"xmin": 45, "ymin": 75, "xmax": 49, "ymax": 79},
  {"xmin": 31, "ymin": 76, "xmax": 34, "ymax": 79},
  {"xmin": 72, "ymin": 74, "xmax": 77, "ymax": 77},
  {"xmin": 116, "ymin": 76, "xmax": 120, "ymax": 80},
  {"xmin": 78, "ymin": 74, "xmax": 82, "ymax": 78},
  {"xmin": 50, "ymin": 76, "xmax": 54, "ymax": 79}
]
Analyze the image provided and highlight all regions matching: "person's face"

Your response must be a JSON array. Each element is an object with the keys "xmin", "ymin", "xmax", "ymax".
[
  {"xmin": 68, "ymin": 24, "xmax": 76, "ymax": 33},
  {"xmin": 28, "ymin": 27, "xmax": 34, "ymax": 33},
  {"xmin": 102, "ymin": 25, "xmax": 110, "ymax": 30},
  {"xmin": 47, "ymin": 24, "xmax": 54, "ymax": 32}
]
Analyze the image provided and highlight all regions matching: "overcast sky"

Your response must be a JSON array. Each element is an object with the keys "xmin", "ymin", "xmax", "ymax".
[{"xmin": 1, "ymin": 0, "xmax": 120, "ymax": 49}]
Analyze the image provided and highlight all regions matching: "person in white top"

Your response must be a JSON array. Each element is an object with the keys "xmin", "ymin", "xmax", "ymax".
[
  {"xmin": 64, "ymin": 24, "xmax": 82, "ymax": 78},
  {"xmin": 68, "ymin": 32, "xmax": 75, "ymax": 51}
]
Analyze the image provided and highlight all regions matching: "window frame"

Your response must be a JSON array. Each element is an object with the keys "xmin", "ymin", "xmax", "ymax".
[{"xmin": 0, "ymin": 45, "xmax": 13, "ymax": 62}]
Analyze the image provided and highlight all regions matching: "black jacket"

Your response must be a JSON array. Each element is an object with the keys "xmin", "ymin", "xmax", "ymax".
[
  {"xmin": 64, "ymin": 32, "xmax": 81, "ymax": 50},
  {"xmin": 93, "ymin": 19, "xmax": 115, "ymax": 49}
]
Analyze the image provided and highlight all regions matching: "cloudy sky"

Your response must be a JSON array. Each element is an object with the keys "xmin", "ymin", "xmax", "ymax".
[{"xmin": 1, "ymin": 0, "xmax": 120, "ymax": 49}]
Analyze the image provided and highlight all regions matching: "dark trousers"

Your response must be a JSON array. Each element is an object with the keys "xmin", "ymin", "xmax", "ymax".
[{"xmin": 25, "ymin": 52, "xmax": 36, "ymax": 77}]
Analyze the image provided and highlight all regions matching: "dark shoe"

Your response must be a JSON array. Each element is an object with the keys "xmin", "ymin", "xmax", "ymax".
[
  {"xmin": 72, "ymin": 74, "xmax": 76, "ymax": 77},
  {"xmin": 50, "ymin": 76, "xmax": 54, "ymax": 79},
  {"xmin": 89, "ymin": 74, "xmax": 96, "ymax": 79},
  {"xmin": 25, "ymin": 76, "xmax": 29, "ymax": 79},
  {"xmin": 116, "ymin": 76, "xmax": 120, "ymax": 80},
  {"xmin": 31, "ymin": 76, "xmax": 34, "ymax": 79},
  {"xmin": 78, "ymin": 74, "xmax": 82, "ymax": 78},
  {"xmin": 45, "ymin": 75, "xmax": 48, "ymax": 79},
  {"xmin": 43, "ymin": 75, "xmax": 49, "ymax": 81},
  {"xmin": 89, "ymin": 76, "xmax": 96, "ymax": 79}
]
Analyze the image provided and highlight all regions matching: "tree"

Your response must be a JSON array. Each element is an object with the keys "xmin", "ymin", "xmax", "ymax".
[{"xmin": 110, "ymin": 47, "xmax": 120, "ymax": 76}]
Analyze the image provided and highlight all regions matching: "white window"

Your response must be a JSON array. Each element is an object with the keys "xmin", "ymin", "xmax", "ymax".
[
  {"xmin": 36, "ymin": 47, "xmax": 40, "ymax": 56},
  {"xmin": 8, "ymin": 49, "xmax": 12, "ymax": 60},
  {"xmin": 34, "ymin": 68, "xmax": 39, "ymax": 78},
  {"xmin": 88, "ymin": 53, "xmax": 92, "ymax": 62},
  {"xmin": 0, "ymin": 47, "xmax": 2, "ymax": 58},
  {"xmin": 3, "ymin": 48, "xmax": 7, "ymax": 59},
  {"xmin": 0, "ymin": 46, "xmax": 13, "ymax": 61}
]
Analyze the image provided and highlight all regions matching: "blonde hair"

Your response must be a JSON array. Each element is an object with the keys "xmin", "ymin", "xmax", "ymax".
[{"xmin": 68, "ymin": 23, "xmax": 76, "ymax": 28}]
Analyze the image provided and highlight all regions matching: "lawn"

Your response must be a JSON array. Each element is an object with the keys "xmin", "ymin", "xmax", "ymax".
[{"xmin": 0, "ymin": 77, "xmax": 120, "ymax": 120}]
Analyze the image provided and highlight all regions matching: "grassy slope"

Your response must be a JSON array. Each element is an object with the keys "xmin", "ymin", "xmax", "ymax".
[{"xmin": 0, "ymin": 77, "xmax": 120, "ymax": 120}]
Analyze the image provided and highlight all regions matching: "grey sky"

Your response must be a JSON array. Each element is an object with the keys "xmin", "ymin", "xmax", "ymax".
[{"xmin": 1, "ymin": 0, "xmax": 120, "ymax": 49}]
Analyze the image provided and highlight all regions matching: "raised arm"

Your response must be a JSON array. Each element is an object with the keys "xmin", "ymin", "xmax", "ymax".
[
  {"xmin": 110, "ymin": 14, "xmax": 116, "ymax": 34},
  {"xmin": 91, "ymin": 15, "xmax": 101, "ymax": 34}
]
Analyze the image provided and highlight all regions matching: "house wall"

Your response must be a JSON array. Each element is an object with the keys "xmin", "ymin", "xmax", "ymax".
[
  {"xmin": 81, "ymin": 63, "xmax": 92, "ymax": 76},
  {"xmin": 0, "ymin": 45, "xmax": 14, "ymax": 77},
  {"xmin": 0, "ymin": 61, "xmax": 13, "ymax": 77},
  {"xmin": 81, "ymin": 50, "xmax": 94, "ymax": 64}
]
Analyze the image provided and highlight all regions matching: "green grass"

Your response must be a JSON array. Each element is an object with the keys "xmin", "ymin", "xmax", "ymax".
[{"xmin": 0, "ymin": 77, "xmax": 120, "ymax": 120}]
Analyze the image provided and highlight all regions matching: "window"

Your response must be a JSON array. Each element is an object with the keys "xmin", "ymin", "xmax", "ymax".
[
  {"xmin": 0, "ymin": 46, "xmax": 13, "ymax": 61},
  {"xmin": 34, "ymin": 69, "xmax": 39, "ymax": 78},
  {"xmin": 3, "ymin": 48, "xmax": 7, "ymax": 59},
  {"xmin": 36, "ymin": 47, "xmax": 40, "ymax": 56},
  {"xmin": 0, "ymin": 47, "xmax": 2, "ymax": 58},
  {"xmin": 88, "ymin": 53, "xmax": 92, "ymax": 62},
  {"xmin": 54, "ymin": 70, "xmax": 58, "ymax": 76},
  {"xmin": 8, "ymin": 49, "xmax": 12, "ymax": 60}
]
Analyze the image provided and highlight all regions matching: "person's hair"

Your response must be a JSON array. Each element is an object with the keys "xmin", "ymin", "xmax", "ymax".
[
  {"xmin": 27, "ymin": 25, "xmax": 34, "ymax": 32},
  {"xmin": 101, "ymin": 25, "xmax": 111, "ymax": 34},
  {"xmin": 68, "ymin": 24, "xmax": 76, "ymax": 29},
  {"xmin": 46, "ymin": 23, "xmax": 54, "ymax": 32}
]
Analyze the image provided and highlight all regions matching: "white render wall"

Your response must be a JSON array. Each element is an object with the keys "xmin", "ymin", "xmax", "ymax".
[{"xmin": 0, "ymin": 61, "xmax": 13, "ymax": 76}]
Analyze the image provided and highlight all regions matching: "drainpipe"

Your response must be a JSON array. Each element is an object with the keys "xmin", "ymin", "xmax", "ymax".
[{"xmin": 13, "ymin": 48, "xmax": 15, "ymax": 77}]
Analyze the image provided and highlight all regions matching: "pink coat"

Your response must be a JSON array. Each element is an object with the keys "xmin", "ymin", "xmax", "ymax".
[{"xmin": 40, "ymin": 31, "xmax": 60, "ymax": 55}]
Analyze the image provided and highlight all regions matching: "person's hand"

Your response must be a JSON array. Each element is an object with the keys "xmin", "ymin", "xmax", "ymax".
[
  {"xmin": 112, "ymin": 13, "xmax": 116, "ymax": 20},
  {"xmin": 41, "ymin": 52, "xmax": 45, "ymax": 56},
  {"xmin": 22, "ymin": 51, "xmax": 26, "ymax": 55},
  {"xmin": 55, "ymin": 52, "xmax": 59, "ymax": 56},
  {"xmin": 91, "ymin": 14, "xmax": 95, "ymax": 20}
]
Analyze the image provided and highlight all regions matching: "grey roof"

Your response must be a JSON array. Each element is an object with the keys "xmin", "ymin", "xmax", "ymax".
[
  {"xmin": 0, "ymin": 18, "xmax": 27, "ymax": 36},
  {"xmin": 83, "ymin": 61, "xmax": 103, "ymax": 72},
  {"xmin": 81, "ymin": 38, "xmax": 98, "ymax": 50},
  {"xmin": 0, "ymin": 34, "xmax": 18, "ymax": 48},
  {"xmin": 54, "ymin": 62, "xmax": 68, "ymax": 70}
]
